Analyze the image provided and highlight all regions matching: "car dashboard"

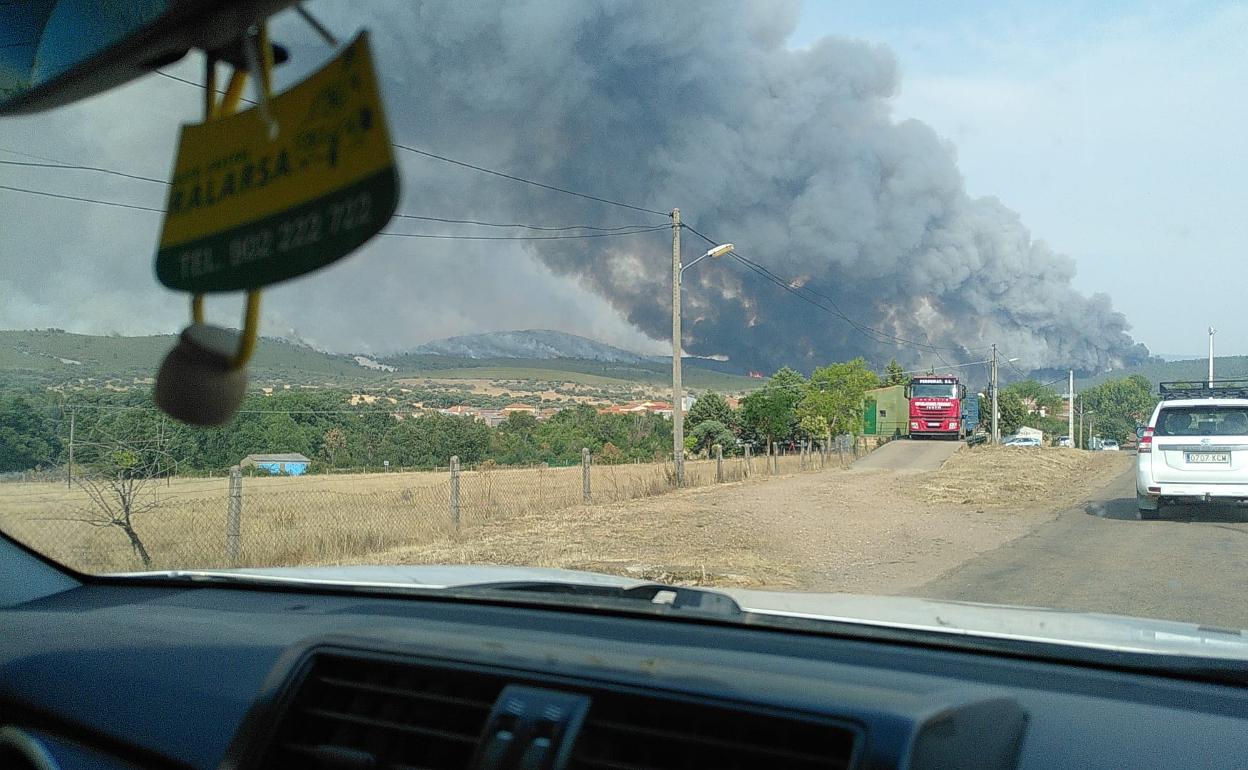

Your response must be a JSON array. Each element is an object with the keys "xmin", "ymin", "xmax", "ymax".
[{"xmin": 1, "ymin": 543, "xmax": 1248, "ymax": 770}]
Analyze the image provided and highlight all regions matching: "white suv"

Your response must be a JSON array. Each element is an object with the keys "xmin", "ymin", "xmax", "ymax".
[{"xmin": 1136, "ymin": 382, "xmax": 1248, "ymax": 519}]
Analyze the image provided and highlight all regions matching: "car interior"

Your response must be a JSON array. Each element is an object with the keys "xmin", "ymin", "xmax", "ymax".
[
  {"xmin": 5, "ymin": 3, "xmax": 1248, "ymax": 770},
  {"xmin": 5, "ymin": 535, "xmax": 1248, "ymax": 770}
]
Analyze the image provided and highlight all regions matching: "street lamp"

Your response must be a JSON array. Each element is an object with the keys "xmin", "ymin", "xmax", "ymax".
[{"xmin": 672, "ymin": 223, "xmax": 734, "ymax": 485}]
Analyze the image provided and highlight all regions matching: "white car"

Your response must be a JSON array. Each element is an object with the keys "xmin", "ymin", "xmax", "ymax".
[
  {"xmin": 1136, "ymin": 383, "xmax": 1248, "ymax": 519},
  {"xmin": 1003, "ymin": 435, "xmax": 1042, "ymax": 447},
  {"xmin": 1100, "ymin": 439, "xmax": 1120, "ymax": 451}
]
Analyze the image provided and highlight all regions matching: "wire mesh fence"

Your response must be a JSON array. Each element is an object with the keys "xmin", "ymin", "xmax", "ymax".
[{"xmin": 0, "ymin": 436, "xmax": 866, "ymax": 574}]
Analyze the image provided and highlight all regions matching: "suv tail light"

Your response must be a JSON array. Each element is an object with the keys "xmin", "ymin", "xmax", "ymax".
[{"xmin": 1138, "ymin": 427, "xmax": 1154, "ymax": 454}]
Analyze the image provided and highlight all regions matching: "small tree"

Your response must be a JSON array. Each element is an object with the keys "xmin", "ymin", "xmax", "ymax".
[
  {"xmin": 798, "ymin": 414, "xmax": 829, "ymax": 442},
  {"xmin": 321, "ymin": 427, "xmax": 347, "ymax": 467},
  {"xmin": 884, "ymin": 359, "xmax": 907, "ymax": 386},
  {"xmin": 70, "ymin": 441, "xmax": 172, "ymax": 568},
  {"xmin": 686, "ymin": 391, "xmax": 736, "ymax": 431},
  {"xmin": 691, "ymin": 420, "xmax": 735, "ymax": 455}
]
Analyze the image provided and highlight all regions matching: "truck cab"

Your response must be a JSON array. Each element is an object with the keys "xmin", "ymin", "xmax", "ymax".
[{"xmin": 906, "ymin": 376, "xmax": 967, "ymax": 439}]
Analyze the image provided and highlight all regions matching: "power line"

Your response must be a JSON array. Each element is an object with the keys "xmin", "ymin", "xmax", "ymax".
[
  {"xmin": 682, "ymin": 221, "xmax": 986, "ymax": 356},
  {"xmin": 0, "ymin": 184, "xmax": 164, "ymax": 213},
  {"xmin": 155, "ymin": 69, "xmax": 259, "ymax": 106},
  {"xmin": 0, "ymin": 179, "xmax": 665, "ymax": 239},
  {"xmin": 0, "ymin": 146, "xmax": 83, "ymax": 164},
  {"xmin": 379, "ymin": 226, "xmax": 668, "ymax": 241},
  {"xmin": 388, "ymin": 142, "xmax": 670, "ymax": 218},
  {"xmin": 0, "ymin": 158, "xmax": 168, "ymax": 185},
  {"xmin": 392, "ymin": 213, "xmax": 656, "ymax": 232},
  {"xmin": 1, "ymin": 152, "xmax": 663, "ymax": 236},
  {"xmin": 729, "ymin": 248, "xmax": 962, "ymax": 353},
  {"xmin": 153, "ymin": 69, "xmax": 669, "ymax": 218}
]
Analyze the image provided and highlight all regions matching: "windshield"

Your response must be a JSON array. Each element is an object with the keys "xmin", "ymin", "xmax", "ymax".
[
  {"xmin": 911, "ymin": 384, "xmax": 958, "ymax": 399},
  {"xmin": 2, "ymin": 1, "xmax": 1245, "ymax": 660}
]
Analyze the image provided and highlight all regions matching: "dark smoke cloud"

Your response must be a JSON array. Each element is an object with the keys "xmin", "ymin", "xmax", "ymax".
[
  {"xmin": 299, "ymin": 0, "xmax": 1146, "ymax": 372},
  {"xmin": 0, "ymin": 0, "xmax": 1148, "ymax": 373}
]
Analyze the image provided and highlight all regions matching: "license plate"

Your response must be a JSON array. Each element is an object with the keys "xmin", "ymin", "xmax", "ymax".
[{"xmin": 1186, "ymin": 452, "xmax": 1230, "ymax": 463}]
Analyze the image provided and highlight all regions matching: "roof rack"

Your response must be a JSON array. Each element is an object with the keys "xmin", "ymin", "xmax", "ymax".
[{"xmin": 1159, "ymin": 380, "xmax": 1248, "ymax": 400}]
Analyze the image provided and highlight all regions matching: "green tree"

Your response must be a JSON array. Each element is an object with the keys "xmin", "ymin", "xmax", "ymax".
[
  {"xmin": 1003, "ymin": 379, "xmax": 1063, "ymax": 417},
  {"xmin": 0, "ymin": 395, "xmax": 59, "ymax": 472},
  {"xmin": 1079, "ymin": 374, "xmax": 1156, "ymax": 445},
  {"xmin": 884, "ymin": 359, "xmax": 907, "ymax": 386},
  {"xmin": 686, "ymin": 391, "xmax": 736, "ymax": 431},
  {"xmin": 981, "ymin": 391, "xmax": 1028, "ymax": 436},
  {"xmin": 493, "ymin": 411, "xmax": 541, "ymax": 465},
  {"xmin": 798, "ymin": 414, "xmax": 830, "ymax": 441},
  {"xmin": 690, "ymin": 420, "xmax": 735, "ymax": 455},
  {"xmin": 799, "ymin": 358, "xmax": 881, "ymax": 436},
  {"xmin": 379, "ymin": 413, "xmax": 492, "ymax": 467},
  {"xmin": 739, "ymin": 367, "xmax": 805, "ymax": 447}
]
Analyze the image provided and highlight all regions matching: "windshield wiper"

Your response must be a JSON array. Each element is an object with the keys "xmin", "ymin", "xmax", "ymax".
[
  {"xmin": 104, "ymin": 571, "xmax": 743, "ymax": 618},
  {"xmin": 453, "ymin": 581, "xmax": 743, "ymax": 619}
]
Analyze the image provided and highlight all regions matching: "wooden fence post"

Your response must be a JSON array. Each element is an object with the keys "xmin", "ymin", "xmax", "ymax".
[
  {"xmin": 744, "ymin": 444, "xmax": 752, "ymax": 477},
  {"xmin": 582, "ymin": 447, "xmax": 591, "ymax": 502},
  {"xmin": 227, "ymin": 465, "xmax": 241, "ymax": 566},
  {"xmin": 450, "ymin": 456, "xmax": 461, "ymax": 532},
  {"xmin": 714, "ymin": 444, "xmax": 723, "ymax": 482}
]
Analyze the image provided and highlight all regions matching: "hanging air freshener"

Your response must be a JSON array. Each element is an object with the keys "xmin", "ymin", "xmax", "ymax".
[{"xmin": 152, "ymin": 24, "xmax": 399, "ymax": 426}]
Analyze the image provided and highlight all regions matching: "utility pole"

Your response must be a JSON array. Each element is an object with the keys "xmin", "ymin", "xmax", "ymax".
[
  {"xmin": 671, "ymin": 207, "xmax": 684, "ymax": 485},
  {"xmin": 1209, "ymin": 326, "xmax": 1216, "ymax": 384},
  {"xmin": 1078, "ymin": 396, "xmax": 1084, "ymax": 450},
  {"xmin": 990, "ymin": 344, "xmax": 999, "ymax": 443},
  {"xmin": 1067, "ymin": 370, "xmax": 1075, "ymax": 448},
  {"xmin": 66, "ymin": 406, "xmax": 76, "ymax": 489}
]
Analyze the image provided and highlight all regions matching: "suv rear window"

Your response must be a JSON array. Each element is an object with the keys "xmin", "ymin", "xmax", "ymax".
[{"xmin": 1154, "ymin": 407, "xmax": 1248, "ymax": 436}]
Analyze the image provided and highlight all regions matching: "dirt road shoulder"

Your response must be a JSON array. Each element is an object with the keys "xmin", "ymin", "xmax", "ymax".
[{"xmin": 355, "ymin": 448, "xmax": 1133, "ymax": 593}]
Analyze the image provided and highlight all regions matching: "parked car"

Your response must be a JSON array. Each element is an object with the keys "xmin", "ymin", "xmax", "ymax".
[
  {"xmin": 1003, "ymin": 435, "xmax": 1042, "ymax": 447},
  {"xmin": 1099, "ymin": 439, "xmax": 1120, "ymax": 451},
  {"xmin": 1057, "ymin": 435, "xmax": 1073, "ymax": 448},
  {"xmin": 1137, "ymin": 381, "xmax": 1248, "ymax": 519}
]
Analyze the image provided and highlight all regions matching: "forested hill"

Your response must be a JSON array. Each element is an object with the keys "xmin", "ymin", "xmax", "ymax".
[{"xmin": 1076, "ymin": 356, "xmax": 1248, "ymax": 390}]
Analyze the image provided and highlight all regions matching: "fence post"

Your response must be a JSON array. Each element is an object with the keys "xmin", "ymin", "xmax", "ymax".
[
  {"xmin": 744, "ymin": 444, "xmax": 752, "ymax": 477},
  {"xmin": 450, "ymin": 456, "xmax": 461, "ymax": 532},
  {"xmin": 582, "ymin": 447, "xmax": 592, "ymax": 503},
  {"xmin": 227, "ymin": 465, "xmax": 241, "ymax": 566},
  {"xmin": 714, "ymin": 444, "xmax": 723, "ymax": 482}
]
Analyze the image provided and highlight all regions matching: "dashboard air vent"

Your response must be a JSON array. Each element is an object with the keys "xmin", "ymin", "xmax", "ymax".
[
  {"xmin": 260, "ymin": 653, "xmax": 505, "ymax": 770},
  {"xmin": 569, "ymin": 691, "xmax": 857, "ymax": 770}
]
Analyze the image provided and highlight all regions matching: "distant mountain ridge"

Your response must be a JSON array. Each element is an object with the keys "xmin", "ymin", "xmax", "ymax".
[
  {"xmin": 0, "ymin": 328, "xmax": 755, "ymax": 391},
  {"xmin": 396, "ymin": 329, "xmax": 650, "ymax": 364}
]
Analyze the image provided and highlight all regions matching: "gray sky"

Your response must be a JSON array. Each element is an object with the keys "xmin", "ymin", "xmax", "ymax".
[
  {"xmin": 793, "ymin": 0, "xmax": 1248, "ymax": 357},
  {"xmin": 1, "ymin": 1, "xmax": 1238, "ymax": 366}
]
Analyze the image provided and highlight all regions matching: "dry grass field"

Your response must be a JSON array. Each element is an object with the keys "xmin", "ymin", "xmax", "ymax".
[{"xmin": 0, "ymin": 452, "xmax": 824, "ymax": 573}]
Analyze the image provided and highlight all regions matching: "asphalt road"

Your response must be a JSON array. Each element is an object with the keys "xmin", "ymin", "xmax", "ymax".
[
  {"xmin": 915, "ymin": 464, "xmax": 1248, "ymax": 629},
  {"xmin": 851, "ymin": 438, "xmax": 963, "ymax": 473}
]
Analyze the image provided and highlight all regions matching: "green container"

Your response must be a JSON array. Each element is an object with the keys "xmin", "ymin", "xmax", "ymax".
[{"xmin": 863, "ymin": 385, "xmax": 908, "ymax": 437}]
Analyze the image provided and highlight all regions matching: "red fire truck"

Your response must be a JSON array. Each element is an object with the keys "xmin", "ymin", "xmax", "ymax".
[{"xmin": 906, "ymin": 375, "xmax": 967, "ymax": 439}]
